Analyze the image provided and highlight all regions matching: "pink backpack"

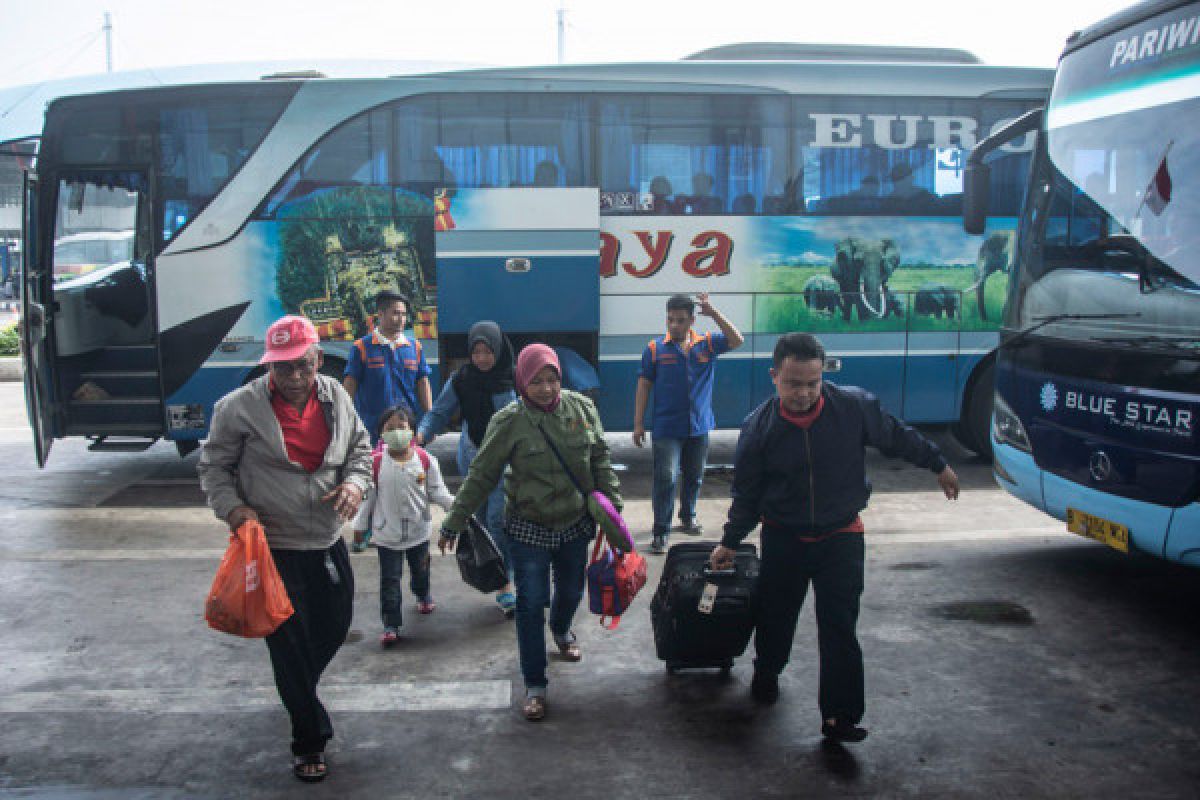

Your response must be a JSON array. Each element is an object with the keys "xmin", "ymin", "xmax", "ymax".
[{"xmin": 371, "ymin": 441, "xmax": 431, "ymax": 483}]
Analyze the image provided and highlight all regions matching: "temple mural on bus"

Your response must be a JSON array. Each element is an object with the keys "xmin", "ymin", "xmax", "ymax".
[{"xmin": 271, "ymin": 187, "xmax": 439, "ymax": 341}]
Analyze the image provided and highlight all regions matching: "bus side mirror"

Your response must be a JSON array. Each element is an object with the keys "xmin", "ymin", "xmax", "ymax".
[{"xmin": 962, "ymin": 162, "xmax": 990, "ymax": 235}]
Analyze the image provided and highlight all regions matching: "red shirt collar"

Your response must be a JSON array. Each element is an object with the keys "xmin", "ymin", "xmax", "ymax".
[{"xmin": 779, "ymin": 394, "xmax": 825, "ymax": 429}]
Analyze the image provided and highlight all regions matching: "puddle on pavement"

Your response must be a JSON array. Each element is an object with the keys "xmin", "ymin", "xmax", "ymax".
[
  {"xmin": 890, "ymin": 562, "xmax": 940, "ymax": 571},
  {"xmin": 931, "ymin": 601, "xmax": 1034, "ymax": 625}
]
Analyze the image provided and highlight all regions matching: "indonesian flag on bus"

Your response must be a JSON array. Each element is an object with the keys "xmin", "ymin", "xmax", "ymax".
[{"xmin": 1143, "ymin": 153, "xmax": 1172, "ymax": 216}]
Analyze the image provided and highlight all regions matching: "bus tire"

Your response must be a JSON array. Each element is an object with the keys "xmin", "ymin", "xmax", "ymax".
[{"xmin": 954, "ymin": 360, "xmax": 994, "ymax": 460}]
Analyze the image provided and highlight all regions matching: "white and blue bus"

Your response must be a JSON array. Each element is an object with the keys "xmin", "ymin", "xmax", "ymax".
[
  {"xmin": 21, "ymin": 46, "xmax": 1050, "ymax": 465},
  {"xmin": 965, "ymin": 0, "xmax": 1200, "ymax": 565}
]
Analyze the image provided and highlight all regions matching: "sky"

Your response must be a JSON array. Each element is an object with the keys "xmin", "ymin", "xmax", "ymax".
[{"xmin": 1, "ymin": 0, "xmax": 1135, "ymax": 89}]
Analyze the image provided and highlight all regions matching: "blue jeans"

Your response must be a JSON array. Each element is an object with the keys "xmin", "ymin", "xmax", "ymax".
[
  {"xmin": 651, "ymin": 434, "xmax": 710, "ymax": 535},
  {"xmin": 377, "ymin": 542, "xmax": 431, "ymax": 628},
  {"xmin": 460, "ymin": 435, "xmax": 513, "ymax": 585},
  {"xmin": 509, "ymin": 534, "xmax": 590, "ymax": 689}
]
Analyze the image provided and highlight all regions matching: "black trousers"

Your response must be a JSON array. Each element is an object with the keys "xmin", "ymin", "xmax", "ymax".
[
  {"xmin": 265, "ymin": 538, "xmax": 354, "ymax": 756},
  {"xmin": 753, "ymin": 528, "xmax": 865, "ymax": 725}
]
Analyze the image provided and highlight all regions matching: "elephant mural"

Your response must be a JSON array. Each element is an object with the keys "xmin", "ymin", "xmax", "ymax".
[
  {"xmin": 803, "ymin": 275, "xmax": 841, "ymax": 315},
  {"xmin": 914, "ymin": 284, "xmax": 960, "ymax": 319},
  {"xmin": 970, "ymin": 230, "xmax": 1014, "ymax": 321},
  {"xmin": 832, "ymin": 237, "xmax": 900, "ymax": 321}
]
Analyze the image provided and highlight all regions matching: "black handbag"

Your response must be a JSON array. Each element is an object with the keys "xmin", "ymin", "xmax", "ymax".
[{"xmin": 455, "ymin": 515, "xmax": 508, "ymax": 593}]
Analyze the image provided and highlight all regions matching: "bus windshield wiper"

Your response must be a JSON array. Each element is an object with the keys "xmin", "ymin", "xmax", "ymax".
[
  {"xmin": 1091, "ymin": 335, "xmax": 1200, "ymax": 355},
  {"xmin": 1002, "ymin": 312, "xmax": 1141, "ymax": 350}
]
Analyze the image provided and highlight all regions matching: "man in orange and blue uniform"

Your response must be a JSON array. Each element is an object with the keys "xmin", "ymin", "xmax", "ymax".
[
  {"xmin": 633, "ymin": 292, "xmax": 744, "ymax": 553},
  {"xmin": 343, "ymin": 291, "xmax": 432, "ymax": 442}
]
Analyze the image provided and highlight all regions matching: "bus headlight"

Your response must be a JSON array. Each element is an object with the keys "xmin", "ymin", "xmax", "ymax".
[{"xmin": 992, "ymin": 392, "xmax": 1031, "ymax": 453}]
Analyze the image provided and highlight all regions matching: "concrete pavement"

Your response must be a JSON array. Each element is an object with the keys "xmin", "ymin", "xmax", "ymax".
[{"xmin": 0, "ymin": 384, "xmax": 1198, "ymax": 798}]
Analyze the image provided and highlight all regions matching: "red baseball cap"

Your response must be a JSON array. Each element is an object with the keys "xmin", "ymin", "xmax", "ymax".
[{"xmin": 260, "ymin": 315, "xmax": 320, "ymax": 364}]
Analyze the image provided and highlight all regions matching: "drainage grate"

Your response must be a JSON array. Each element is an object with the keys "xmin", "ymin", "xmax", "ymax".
[{"xmin": 931, "ymin": 601, "xmax": 1034, "ymax": 625}]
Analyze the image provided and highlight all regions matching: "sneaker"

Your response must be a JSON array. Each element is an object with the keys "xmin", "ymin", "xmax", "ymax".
[
  {"xmin": 380, "ymin": 627, "xmax": 400, "ymax": 647},
  {"xmin": 417, "ymin": 597, "xmax": 436, "ymax": 615},
  {"xmin": 650, "ymin": 534, "xmax": 667, "ymax": 555},
  {"xmin": 822, "ymin": 719, "xmax": 868, "ymax": 743},
  {"xmin": 677, "ymin": 519, "xmax": 704, "ymax": 536},
  {"xmin": 495, "ymin": 591, "xmax": 517, "ymax": 619},
  {"xmin": 751, "ymin": 670, "xmax": 779, "ymax": 705}
]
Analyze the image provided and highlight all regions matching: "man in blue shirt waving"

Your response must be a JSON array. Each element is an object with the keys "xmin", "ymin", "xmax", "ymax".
[
  {"xmin": 634, "ymin": 292, "xmax": 744, "ymax": 554},
  {"xmin": 343, "ymin": 291, "xmax": 432, "ymax": 442}
]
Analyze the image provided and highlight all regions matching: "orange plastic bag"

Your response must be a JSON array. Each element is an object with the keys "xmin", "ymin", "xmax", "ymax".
[{"xmin": 205, "ymin": 520, "xmax": 294, "ymax": 637}]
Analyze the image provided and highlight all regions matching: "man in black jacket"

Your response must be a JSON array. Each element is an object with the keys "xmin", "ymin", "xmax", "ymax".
[{"xmin": 711, "ymin": 333, "xmax": 959, "ymax": 743}]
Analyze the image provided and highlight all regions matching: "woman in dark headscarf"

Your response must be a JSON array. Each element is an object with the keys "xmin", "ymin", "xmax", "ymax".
[
  {"xmin": 417, "ymin": 320, "xmax": 518, "ymax": 615},
  {"xmin": 438, "ymin": 344, "xmax": 622, "ymax": 721}
]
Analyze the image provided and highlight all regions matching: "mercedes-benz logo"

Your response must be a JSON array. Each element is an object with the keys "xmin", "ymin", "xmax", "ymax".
[{"xmin": 1089, "ymin": 451, "xmax": 1113, "ymax": 482}]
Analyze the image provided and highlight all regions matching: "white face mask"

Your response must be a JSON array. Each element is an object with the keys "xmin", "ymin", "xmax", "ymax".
[{"xmin": 381, "ymin": 429, "xmax": 413, "ymax": 451}]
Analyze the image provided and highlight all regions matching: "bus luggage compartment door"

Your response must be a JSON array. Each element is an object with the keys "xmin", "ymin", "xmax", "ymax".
[{"xmin": 435, "ymin": 188, "xmax": 599, "ymax": 336}]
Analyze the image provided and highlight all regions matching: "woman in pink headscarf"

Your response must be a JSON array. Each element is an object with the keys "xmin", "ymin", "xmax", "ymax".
[{"xmin": 439, "ymin": 344, "xmax": 622, "ymax": 721}]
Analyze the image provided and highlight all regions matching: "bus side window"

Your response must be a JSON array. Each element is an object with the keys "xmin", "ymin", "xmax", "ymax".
[{"xmin": 596, "ymin": 93, "xmax": 789, "ymax": 217}]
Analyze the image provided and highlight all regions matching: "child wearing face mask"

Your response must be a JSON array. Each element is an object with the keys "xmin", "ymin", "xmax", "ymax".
[{"xmin": 352, "ymin": 405, "xmax": 455, "ymax": 646}]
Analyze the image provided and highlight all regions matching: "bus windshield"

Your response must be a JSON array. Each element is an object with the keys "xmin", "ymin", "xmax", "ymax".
[{"xmin": 1012, "ymin": 2, "xmax": 1200, "ymax": 350}]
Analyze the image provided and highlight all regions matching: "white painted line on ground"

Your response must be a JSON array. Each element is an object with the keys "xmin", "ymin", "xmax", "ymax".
[
  {"xmin": 866, "ymin": 527, "xmax": 1069, "ymax": 544},
  {"xmin": 626, "ymin": 526, "xmax": 1069, "ymax": 547},
  {"xmin": 0, "ymin": 527, "xmax": 1069, "ymax": 562},
  {"xmin": 0, "ymin": 681, "xmax": 512, "ymax": 714},
  {"xmin": 0, "ymin": 548, "xmax": 227, "ymax": 561}
]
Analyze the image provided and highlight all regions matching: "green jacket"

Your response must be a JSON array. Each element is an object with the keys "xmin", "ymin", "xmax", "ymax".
[{"xmin": 443, "ymin": 390, "xmax": 622, "ymax": 533}]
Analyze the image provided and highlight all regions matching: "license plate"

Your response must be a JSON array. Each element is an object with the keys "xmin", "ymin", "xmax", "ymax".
[{"xmin": 1066, "ymin": 508, "xmax": 1129, "ymax": 553}]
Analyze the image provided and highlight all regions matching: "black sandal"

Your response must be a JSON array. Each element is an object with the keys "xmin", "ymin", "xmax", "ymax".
[
  {"xmin": 523, "ymin": 694, "xmax": 547, "ymax": 721},
  {"xmin": 554, "ymin": 632, "xmax": 582, "ymax": 662},
  {"xmin": 293, "ymin": 753, "xmax": 328, "ymax": 783}
]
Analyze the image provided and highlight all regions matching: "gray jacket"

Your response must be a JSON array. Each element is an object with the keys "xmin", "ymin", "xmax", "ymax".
[{"xmin": 197, "ymin": 374, "xmax": 373, "ymax": 550}]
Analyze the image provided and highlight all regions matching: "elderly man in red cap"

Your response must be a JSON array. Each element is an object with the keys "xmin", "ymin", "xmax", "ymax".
[{"xmin": 198, "ymin": 315, "xmax": 372, "ymax": 783}]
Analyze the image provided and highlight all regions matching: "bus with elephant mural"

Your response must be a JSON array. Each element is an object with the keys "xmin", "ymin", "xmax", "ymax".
[
  {"xmin": 20, "ymin": 46, "xmax": 1050, "ymax": 465},
  {"xmin": 964, "ymin": 0, "xmax": 1200, "ymax": 566}
]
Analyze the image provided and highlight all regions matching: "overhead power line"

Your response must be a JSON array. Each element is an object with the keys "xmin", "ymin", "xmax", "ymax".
[{"xmin": 1, "ymin": 31, "xmax": 104, "ymax": 120}]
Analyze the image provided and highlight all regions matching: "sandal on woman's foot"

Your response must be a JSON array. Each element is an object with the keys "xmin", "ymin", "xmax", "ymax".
[
  {"xmin": 523, "ymin": 694, "xmax": 547, "ymax": 721},
  {"xmin": 292, "ymin": 753, "xmax": 327, "ymax": 783},
  {"xmin": 554, "ymin": 632, "xmax": 582, "ymax": 662},
  {"xmin": 495, "ymin": 591, "xmax": 517, "ymax": 619}
]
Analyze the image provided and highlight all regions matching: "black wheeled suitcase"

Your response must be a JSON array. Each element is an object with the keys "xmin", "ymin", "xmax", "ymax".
[{"xmin": 650, "ymin": 542, "xmax": 760, "ymax": 675}]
